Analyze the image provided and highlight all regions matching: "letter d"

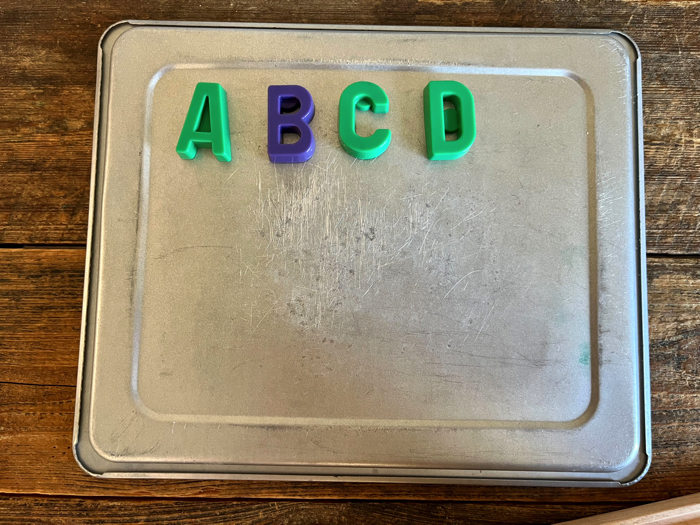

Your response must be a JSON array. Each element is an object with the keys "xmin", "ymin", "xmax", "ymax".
[{"xmin": 423, "ymin": 81, "xmax": 476, "ymax": 161}]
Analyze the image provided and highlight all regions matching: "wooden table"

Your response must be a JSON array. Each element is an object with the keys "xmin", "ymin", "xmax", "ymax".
[{"xmin": 1, "ymin": 1, "xmax": 698, "ymax": 522}]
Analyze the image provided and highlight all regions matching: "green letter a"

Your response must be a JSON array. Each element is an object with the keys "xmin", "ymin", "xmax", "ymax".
[
  {"xmin": 423, "ymin": 81, "xmax": 476, "ymax": 161},
  {"xmin": 176, "ymin": 82, "xmax": 232, "ymax": 162}
]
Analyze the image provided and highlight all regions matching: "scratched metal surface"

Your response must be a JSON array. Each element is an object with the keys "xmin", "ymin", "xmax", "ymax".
[{"xmin": 74, "ymin": 22, "xmax": 649, "ymax": 485}]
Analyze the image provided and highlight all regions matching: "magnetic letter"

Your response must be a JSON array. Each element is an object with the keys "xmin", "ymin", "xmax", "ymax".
[
  {"xmin": 267, "ymin": 85, "xmax": 316, "ymax": 163},
  {"xmin": 338, "ymin": 82, "xmax": 391, "ymax": 160},
  {"xmin": 423, "ymin": 81, "xmax": 476, "ymax": 161},
  {"xmin": 176, "ymin": 82, "xmax": 231, "ymax": 162}
]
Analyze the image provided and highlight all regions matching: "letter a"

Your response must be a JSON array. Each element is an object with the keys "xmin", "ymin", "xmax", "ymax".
[
  {"xmin": 423, "ymin": 81, "xmax": 476, "ymax": 161},
  {"xmin": 176, "ymin": 82, "xmax": 232, "ymax": 162}
]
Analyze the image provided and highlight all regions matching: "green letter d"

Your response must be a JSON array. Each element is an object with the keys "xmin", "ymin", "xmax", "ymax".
[
  {"xmin": 176, "ymin": 82, "xmax": 232, "ymax": 162},
  {"xmin": 423, "ymin": 81, "xmax": 476, "ymax": 161}
]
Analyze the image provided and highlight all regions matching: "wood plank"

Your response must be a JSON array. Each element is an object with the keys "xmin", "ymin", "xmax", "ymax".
[
  {"xmin": 0, "ymin": 1, "xmax": 698, "ymax": 251},
  {"xmin": 1, "ymin": 249, "xmax": 699, "ymax": 502},
  {"xmin": 0, "ymin": 249, "xmax": 83, "ymax": 387},
  {"xmin": 0, "ymin": 497, "xmax": 632, "ymax": 525},
  {"xmin": 560, "ymin": 492, "xmax": 700, "ymax": 524}
]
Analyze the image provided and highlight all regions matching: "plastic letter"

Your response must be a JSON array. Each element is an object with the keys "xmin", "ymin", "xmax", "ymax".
[
  {"xmin": 338, "ymin": 81, "xmax": 391, "ymax": 160},
  {"xmin": 176, "ymin": 82, "xmax": 231, "ymax": 162},
  {"xmin": 423, "ymin": 80, "xmax": 476, "ymax": 161},
  {"xmin": 267, "ymin": 85, "xmax": 316, "ymax": 163}
]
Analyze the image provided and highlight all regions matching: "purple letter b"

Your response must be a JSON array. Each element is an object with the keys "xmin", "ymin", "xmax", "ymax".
[{"xmin": 267, "ymin": 85, "xmax": 316, "ymax": 163}]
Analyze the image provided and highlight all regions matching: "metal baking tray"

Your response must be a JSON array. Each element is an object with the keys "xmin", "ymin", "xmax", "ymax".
[{"xmin": 74, "ymin": 21, "xmax": 649, "ymax": 486}]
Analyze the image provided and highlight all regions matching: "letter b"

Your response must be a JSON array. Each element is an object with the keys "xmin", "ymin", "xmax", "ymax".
[{"xmin": 267, "ymin": 85, "xmax": 316, "ymax": 163}]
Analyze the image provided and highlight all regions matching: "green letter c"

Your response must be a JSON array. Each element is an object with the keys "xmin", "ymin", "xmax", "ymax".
[{"xmin": 338, "ymin": 81, "xmax": 391, "ymax": 160}]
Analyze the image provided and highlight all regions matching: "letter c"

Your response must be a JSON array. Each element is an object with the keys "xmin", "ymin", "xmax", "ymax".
[{"xmin": 338, "ymin": 81, "xmax": 391, "ymax": 160}]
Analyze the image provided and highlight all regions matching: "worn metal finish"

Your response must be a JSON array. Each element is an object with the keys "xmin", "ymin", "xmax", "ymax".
[{"xmin": 74, "ymin": 21, "xmax": 649, "ymax": 486}]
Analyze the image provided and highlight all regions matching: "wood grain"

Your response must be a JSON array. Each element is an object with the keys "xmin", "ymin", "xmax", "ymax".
[
  {"xmin": 560, "ymin": 492, "xmax": 700, "ymax": 525},
  {"xmin": 0, "ymin": 1, "xmax": 698, "ymax": 252},
  {"xmin": 0, "ymin": 496, "xmax": 631, "ymax": 525},
  {"xmin": 0, "ymin": 249, "xmax": 83, "ymax": 387},
  {"xmin": 1, "ymin": 249, "xmax": 698, "ymax": 506}
]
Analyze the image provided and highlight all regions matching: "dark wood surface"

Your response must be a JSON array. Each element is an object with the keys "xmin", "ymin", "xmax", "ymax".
[
  {"xmin": 1, "ymin": 0, "xmax": 699, "ymax": 523},
  {"xmin": 0, "ymin": 497, "xmax": 633, "ymax": 525}
]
